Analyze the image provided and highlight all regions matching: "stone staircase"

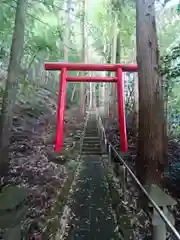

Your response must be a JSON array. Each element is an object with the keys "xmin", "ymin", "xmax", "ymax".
[
  {"xmin": 66, "ymin": 115, "xmax": 119, "ymax": 240},
  {"xmin": 82, "ymin": 116, "xmax": 102, "ymax": 155}
]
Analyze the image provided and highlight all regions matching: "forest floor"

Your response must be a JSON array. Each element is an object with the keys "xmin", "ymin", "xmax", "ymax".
[{"xmin": 0, "ymin": 89, "xmax": 85, "ymax": 239}]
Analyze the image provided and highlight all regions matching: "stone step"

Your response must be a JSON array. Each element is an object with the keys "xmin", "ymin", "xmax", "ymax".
[
  {"xmin": 83, "ymin": 137, "xmax": 100, "ymax": 140},
  {"xmin": 82, "ymin": 143, "xmax": 101, "ymax": 147},
  {"xmin": 85, "ymin": 133, "xmax": 99, "ymax": 136},
  {"xmin": 81, "ymin": 152, "xmax": 102, "ymax": 155},
  {"xmin": 83, "ymin": 144, "xmax": 100, "ymax": 147},
  {"xmin": 82, "ymin": 149, "xmax": 101, "ymax": 153},
  {"xmin": 84, "ymin": 134, "xmax": 99, "ymax": 137},
  {"xmin": 84, "ymin": 136, "xmax": 99, "ymax": 138},
  {"xmin": 83, "ymin": 144, "xmax": 101, "ymax": 147},
  {"xmin": 85, "ymin": 132, "xmax": 99, "ymax": 135},
  {"xmin": 84, "ymin": 138, "xmax": 100, "ymax": 141},
  {"xmin": 83, "ymin": 142, "xmax": 100, "ymax": 145}
]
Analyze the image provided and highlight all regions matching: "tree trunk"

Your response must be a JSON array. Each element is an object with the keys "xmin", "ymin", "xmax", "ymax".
[
  {"xmin": 116, "ymin": 31, "xmax": 121, "ymax": 63},
  {"xmin": 110, "ymin": 14, "xmax": 118, "ymax": 118},
  {"xmin": 106, "ymin": 45, "xmax": 111, "ymax": 116},
  {"xmin": 0, "ymin": 0, "xmax": 28, "ymax": 176},
  {"xmin": 136, "ymin": 0, "xmax": 165, "ymax": 186},
  {"xmin": 111, "ymin": 15, "xmax": 118, "ymax": 64},
  {"xmin": 89, "ymin": 81, "xmax": 93, "ymax": 109},
  {"xmin": 64, "ymin": 0, "xmax": 71, "ymax": 61},
  {"xmin": 80, "ymin": 0, "xmax": 86, "ymax": 113},
  {"xmin": 132, "ymin": 73, "xmax": 139, "ymax": 131},
  {"xmin": 71, "ymin": 85, "xmax": 76, "ymax": 102},
  {"xmin": 92, "ymin": 82, "xmax": 96, "ymax": 109},
  {"xmin": 114, "ymin": 29, "xmax": 121, "ymax": 117},
  {"xmin": 131, "ymin": 46, "xmax": 139, "ymax": 133}
]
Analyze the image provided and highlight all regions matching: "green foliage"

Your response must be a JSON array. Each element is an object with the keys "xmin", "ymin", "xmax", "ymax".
[
  {"xmin": 157, "ymin": 4, "xmax": 180, "ymax": 54},
  {"xmin": 0, "ymin": 0, "xmax": 82, "ymax": 110},
  {"xmin": 160, "ymin": 43, "xmax": 180, "ymax": 136},
  {"xmin": 90, "ymin": 0, "xmax": 135, "ymax": 62},
  {"xmin": 160, "ymin": 44, "xmax": 180, "ymax": 80},
  {"xmin": 0, "ymin": 2, "xmax": 15, "ymax": 61},
  {"xmin": 177, "ymin": 3, "xmax": 180, "ymax": 14}
]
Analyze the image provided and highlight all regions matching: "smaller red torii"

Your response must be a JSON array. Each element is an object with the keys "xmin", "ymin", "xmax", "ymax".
[{"xmin": 44, "ymin": 62, "xmax": 137, "ymax": 153}]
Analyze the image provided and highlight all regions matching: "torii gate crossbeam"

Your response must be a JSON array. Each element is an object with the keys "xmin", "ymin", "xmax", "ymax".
[{"xmin": 44, "ymin": 62, "xmax": 137, "ymax": 153}]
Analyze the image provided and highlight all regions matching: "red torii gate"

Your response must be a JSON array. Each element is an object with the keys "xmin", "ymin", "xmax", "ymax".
[{"xmin": 44, "ymin": 62, "xmax": 137, "ymax": 153}]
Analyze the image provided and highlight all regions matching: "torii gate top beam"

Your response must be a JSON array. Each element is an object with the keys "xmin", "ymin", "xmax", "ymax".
[{"xmin": 44, "ymin": 62, "xmax": 137, "ymax": 72}]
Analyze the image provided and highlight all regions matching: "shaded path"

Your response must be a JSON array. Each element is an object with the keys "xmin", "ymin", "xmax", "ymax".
[{"xmin": 67, "ymin": 155, "xmax": 119, "ymax": 240}]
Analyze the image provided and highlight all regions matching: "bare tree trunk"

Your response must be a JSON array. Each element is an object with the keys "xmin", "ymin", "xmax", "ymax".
[
  {"xmin": 133, "ymin": 73, "xmax": 139, "ymax": 131},
  {"xmin": 64, "ymin": 0, "xmax": 71, "ymax": 61},
  {"xmin": 80, "ymin": 0, "xmax": 86, "ymax": 113},
  {"xmin": 136, "ymin": 0, "xmax": 165, "ymax": 186},
  {"xmin": 71, "ymin": 85, "xmax": 76, "ymax": 102},
  {"xmin": 106, "ymin": 45, "xmax": 111, "ymax": 116},
  {"xmin": 116, "ymin": 31, "xmax": 121, "ymax": 63},
  {"xmin": 92, "ymin": 82, "xmax": 96, "ymax": 109},
  {"xmin": 131, "ymin": 45, "xmax": 139, "ymax": 133},
  {"xmin": 89, "ymin": 81, "xmax": 93, "ymax": 109},
  {"xmin": 114, "ymin": 29, "xmax": 121, "ymax": 118},
  {"xmin": 111, "ymin": 14, "xmax": 118, "ymax": 118},
  {"xmin": 111, "ymin": 15, "xmax": 118, "ymax": 64},
  {"xmin": 0, "ymin": 0, "xmax": 28, "ymax": 176}
]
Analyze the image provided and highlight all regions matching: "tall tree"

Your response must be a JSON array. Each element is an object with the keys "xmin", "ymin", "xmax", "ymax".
[
  {"xmin": 64, "ymin": 0, "xmax": 71, "ymax": 61},
  {"xmin": 136, "ymin": 0, "xmax": 166, "ymax": 185},
  {"xmin": 131, "ymin": 47, "xmax": 139, "ymax": 132},
  {"xmin": 0, "ymin": 0, "xmax": 28, "ymax": 176},
  {"xmin": 132, "ymin": 73, "xmax": 139, "ymax": 131},
  {"xmin": 110, "ymin": 0, "xmax": 123, "ymax": 117},
  {"xmin": 80, "ymin": 0, "xmax": 86, "ymax": 113},
  {"xmin": 111, "ymin": 13, "xmax": 118, "ymax": 117}
]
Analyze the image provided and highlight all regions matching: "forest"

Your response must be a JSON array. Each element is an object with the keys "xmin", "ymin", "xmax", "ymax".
[{"xmin": 1, "ymin": 0, "xmax": 180, "ymax": 239}]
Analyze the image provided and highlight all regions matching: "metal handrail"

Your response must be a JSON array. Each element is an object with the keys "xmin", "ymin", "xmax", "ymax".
[{"xmin": 95, "ymin": 108, "xmax": 180, "ymax": 240}]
